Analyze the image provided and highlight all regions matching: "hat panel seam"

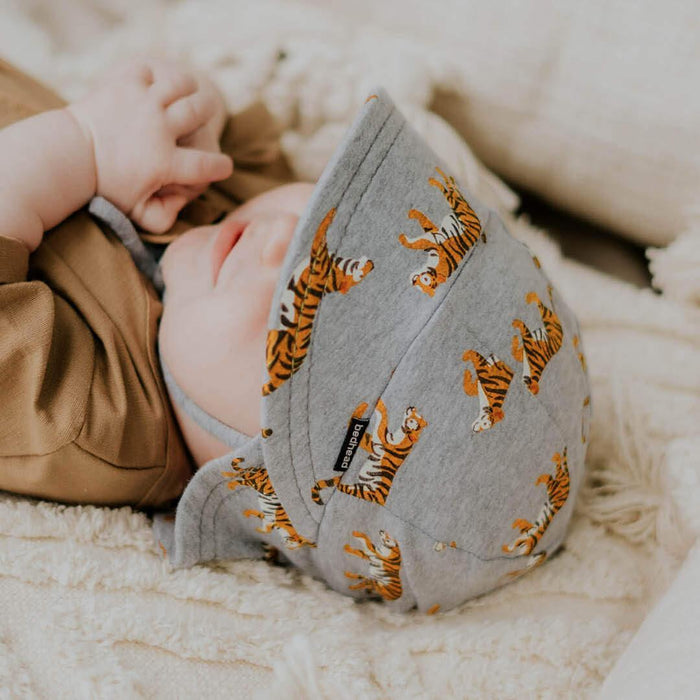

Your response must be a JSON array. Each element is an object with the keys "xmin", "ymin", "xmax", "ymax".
[
  {"xmin": 189, "ymin": 477, "xmax": 255, "ymax": 563},
  {"xmin": 190, "ymin": 441, "xmax": 264, "ymax": 562},
  {"xmin": 366, "ymin": 448, "xmax": 572, "ymax": 562},
  {"xmin": 285, "ymin": 105, "xmax": 399, "ymax": 531},
  {"xmin": 309, "ymin": 125, "xmax": 411, "ymax": 543},
  {"xmin": 306, "ymin": 122, "xmax": 406, "ymax": 485},
  {"xmin": 373, "ymin": 307, "xmax": 577, "ymax": 559},
  {"xmin": 209, "ymin": 481, "xmax": 260, "ymax": 559}
]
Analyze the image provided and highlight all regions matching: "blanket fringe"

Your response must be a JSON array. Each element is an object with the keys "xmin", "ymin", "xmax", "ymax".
[
  {"xmin": 648, "ymin": 210, "xmax": 700, "ymax": 305},
  {"xmin": 578, "ymin": 378, "xmax": 695, "ymax": 560}
]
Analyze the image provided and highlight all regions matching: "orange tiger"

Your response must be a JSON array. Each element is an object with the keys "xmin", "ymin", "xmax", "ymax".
[
  {"xmin": 511, "ymin": 286, "xmax": 563, "ymax": 395},
  {"xmin": 572, "ymin": 334, "xmax": 587, "ymax": 371},
  {"xmin": 221, "ymin": 457, "xmax": 315, "ymax": 550},
  {"xmin": 398, "ymin": 167, "xmax": 485, "ymax": 296},
  {"xmin": 344, "ymin": 530, "xmax": 403, "ymax": 601},
  {"xmin": 582, "ymin": 395, "xmax": 591, "ymax": 444},
  {"xmin": 502, "ymin": 448, "xmax": 570, "ymax": 556},
  {"xmin": 462, "ymin": 350, "xmax": 515, "ymax": 432},
  {"xmin": 262, "ymin": 208, "xmax": 374, "ymax": 396},
  {"xmin": 311, "ymin": 399, "xmax": 427, "ymax": 506}
]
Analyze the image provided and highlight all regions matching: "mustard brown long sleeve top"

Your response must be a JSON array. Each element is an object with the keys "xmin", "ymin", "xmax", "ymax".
[{"xmin": 0, "ymin": 58, "xmax": 294, "ymax": 509}]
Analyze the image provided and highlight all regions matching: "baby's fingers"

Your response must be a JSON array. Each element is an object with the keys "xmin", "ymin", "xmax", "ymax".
[
  {"xmin": 166, "ymin": 89, "xmax": 217, "ymax": 139},
  {"xmin": 132, "ymin": 189, "xmax": 190, "ymax": 233},
  {"xmin": 170, "ymin": 148, "xmax": 233, "ymax": 186},
  {"xmin": 150, "ymin": 63, "xmax": 198, "ymax": 108}
]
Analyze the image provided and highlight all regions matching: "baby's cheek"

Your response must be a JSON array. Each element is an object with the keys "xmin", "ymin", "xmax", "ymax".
[{"xmin": 262, "ymin": 237, "xmax": 287, "ymax": 267}]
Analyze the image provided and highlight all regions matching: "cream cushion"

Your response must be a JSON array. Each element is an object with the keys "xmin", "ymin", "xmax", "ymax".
[
  {"xmin": 311, "ymin": 0, "xmax": 700, "ymax": 247},
  {"xmin": 355, "ymin": 0, "xmax": 700, "ymax": 247}
]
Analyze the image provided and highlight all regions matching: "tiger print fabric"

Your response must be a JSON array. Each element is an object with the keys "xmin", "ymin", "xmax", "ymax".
[
  {"xmin": 263, "ymin": 208, "xmax": 373, "ymax": 396},
  {"xmin": 344, "ymin": 530, "xmax": 403, "ymax": 601},
  {"xmin": 502, "ymin": 448, "xmax": 571, "ymax": 558},
  {"xmin": 221, "ymin": 457, "xmax": 315, "ymax": 550},
  {"xmin": 511, "ymin": 287, "xmax": 564, "ymax": 395},
  {"xmin": 311, "ymin": 399, "xmax": 427, "ymax": 507},
  {"xmin": 498, "ymin": 448, "xmax": 572, "ymax": 581},
  {"xmin": 399, "ymin": 167, "xmax": 485, "ymax": 296},
  {"xmin": 154, "ymin": 86, "xmax": 590, "ymax": 615},
  {"xmin": 462, "ymin": 350, "xmax": 515, "ymax": 432}
]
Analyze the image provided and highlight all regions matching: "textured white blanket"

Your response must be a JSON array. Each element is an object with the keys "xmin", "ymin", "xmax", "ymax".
[{"xmin": 1, "ymin": 2, "xmax": 699, "ymax": 697}]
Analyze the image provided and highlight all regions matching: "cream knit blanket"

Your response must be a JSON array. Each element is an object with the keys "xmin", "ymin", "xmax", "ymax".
[{"xmin": 1, "ymin": 2, "xmax": 699, "ymax": 697}]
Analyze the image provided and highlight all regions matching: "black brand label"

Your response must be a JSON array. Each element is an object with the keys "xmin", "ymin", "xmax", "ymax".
[{"xmin": 333, "ymin": 417, "xmax": 370, "ymax": 472}]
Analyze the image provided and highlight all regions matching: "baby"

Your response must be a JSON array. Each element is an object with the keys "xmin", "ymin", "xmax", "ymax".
[{"xmin": 0, "ymin": 58, "xmax": 591, "ymax": 612}]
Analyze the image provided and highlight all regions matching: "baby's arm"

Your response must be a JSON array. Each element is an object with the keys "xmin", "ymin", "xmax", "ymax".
[
  {"xmin": 0, "ymin": 108, "xmax": 94, "ymax": 252},
  {"xmin": 0, "ymin": 58, "xmax": 233, "ymax": 253}
]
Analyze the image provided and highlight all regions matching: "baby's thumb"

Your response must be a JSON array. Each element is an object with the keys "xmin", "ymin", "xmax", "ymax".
[{"xmin": 132, "ymin": 190, "xmax": 189, "ymax": 234}]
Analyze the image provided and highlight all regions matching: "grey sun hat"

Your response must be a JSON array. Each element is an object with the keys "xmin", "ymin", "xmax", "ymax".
[{"xmin": 151, "ymin": 88, "xmax": 592, "ymax": 613}]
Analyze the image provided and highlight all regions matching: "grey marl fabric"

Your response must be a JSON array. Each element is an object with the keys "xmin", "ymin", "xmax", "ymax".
[{"xmin": 150, "ymin": 88, "xmax": 591, "ymax": 613}]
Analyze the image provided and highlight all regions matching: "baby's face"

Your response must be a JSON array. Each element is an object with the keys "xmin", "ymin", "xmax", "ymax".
[{"xmin": 158, "ymin": 183, "xmax": 314, "ymax": 466}]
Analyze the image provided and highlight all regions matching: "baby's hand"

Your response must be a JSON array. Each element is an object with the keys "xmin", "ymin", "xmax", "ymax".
[
  {"xmin": 66, "ymin": 58, "xmax": 233, "ymax": 233},
  {"xmin": 144, "ymin": 68, "xmax": 232, "ymax": 218}
]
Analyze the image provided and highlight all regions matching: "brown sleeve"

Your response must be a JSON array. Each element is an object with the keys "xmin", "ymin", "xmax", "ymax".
[
  {"xmin": 140, "ymin": 101, "xmax": 296, "ymax": 244},
  {"xmin": 0, "ymin": 214, "xmax": 191, "ymax": 508},
  {"xmin": 0, "ymin": 261, "xmax": 186, "ymax": 508},
  {"xmin": 0, "ymin": 235, "xmax": 29, "ymax": 283},
  {"xmin": 0, "ymin": 244, "xmax": 94, "ymax": 456}
]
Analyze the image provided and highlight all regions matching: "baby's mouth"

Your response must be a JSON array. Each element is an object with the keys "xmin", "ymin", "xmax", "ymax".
[{"xmin": 211, "ymin": 219, "xmax": 248, "ymax": 285}]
